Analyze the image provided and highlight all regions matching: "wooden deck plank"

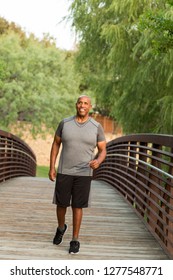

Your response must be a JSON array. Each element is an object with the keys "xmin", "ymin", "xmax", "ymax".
[{"xmin": 0, "ymin": 177, "xmax": 169, "ymax": 260}]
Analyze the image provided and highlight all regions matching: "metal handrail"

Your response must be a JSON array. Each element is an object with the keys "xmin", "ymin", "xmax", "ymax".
[
  {"xmin": 0, "ymin": 130, "xmax": 36, "ymax": 182},
  {"xmin": 107, "ymin": 153, "xmax": 173, "ymax": 179},
  {"xmin": 94, "ymin": 134, "xmax": 173, "ymax": 259}
]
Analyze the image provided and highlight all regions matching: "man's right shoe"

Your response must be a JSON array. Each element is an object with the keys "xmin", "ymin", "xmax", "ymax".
[
  {"xmin": 69, "ymin": 240, "xmax": 80, "ymax": 254},
  {"xmin": 53, "ymin": 224, "xmax": 67, "ymax": 245}
]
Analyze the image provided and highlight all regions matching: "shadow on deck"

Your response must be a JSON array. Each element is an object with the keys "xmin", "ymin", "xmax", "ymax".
[{"xmin": 0, "ymin": 177, "xmax": 169, "ymax": 260}]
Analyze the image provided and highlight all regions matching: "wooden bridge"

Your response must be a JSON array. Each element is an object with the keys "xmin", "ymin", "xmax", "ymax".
[
  {"xmin": 0, "ymin": 177, "xmax": 169, "ymax": 260},
  {"xmin": 0, "ymin": 130, "xmax": 173, "ymax": 259}
]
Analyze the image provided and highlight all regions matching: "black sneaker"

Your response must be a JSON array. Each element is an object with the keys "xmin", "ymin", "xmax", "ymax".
[
  {"xmin": 69, "ymin": 240, "xmax": 80, "ymax": 254},
  {"xmin": 53, "ymin": 224, "xmax": 67, "ymax": 245}
]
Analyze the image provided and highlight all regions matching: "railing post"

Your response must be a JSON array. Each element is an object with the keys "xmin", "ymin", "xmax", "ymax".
[
  {"xmin": 164, "ymin": 148, "xmax": 173, "ymax": 256},
  {"xmin": 126, "ymin": 141, "xmax": 137, "ymax": 205},
  {"xmin": 147, "ymin": 144, "xmax": 162, "ymax": 233},
  {"xmin": 135, "ymin": 142, "xmax": 148, "ymax": 217}
]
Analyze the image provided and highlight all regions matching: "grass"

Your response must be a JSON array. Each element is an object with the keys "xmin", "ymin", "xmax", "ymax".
[{"xmin": 36, "ymin": 166, "xmax": 49, "ymax": 178}]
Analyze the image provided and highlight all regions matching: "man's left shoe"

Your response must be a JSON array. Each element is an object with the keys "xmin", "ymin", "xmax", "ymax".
[
  {"xmin": 53, "ymin": 224, "xmax": 67, "ymax": 245},
  {"xmin": 69, "ymin": 240, "xmax": 80, "ymax": 254}
]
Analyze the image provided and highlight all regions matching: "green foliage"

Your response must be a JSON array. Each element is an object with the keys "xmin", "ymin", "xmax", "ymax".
[
  {"xmin": 0, "ymin": 17, "xmax": 9, "ymax": 34},
  {"xmin": 70, "ymin": 0, "xmax": 173, "ymax": 134},
  {"xmin": 0, "ymin": 18, "xmax": 81, "ymax": 135},
  {"xmin": 139, "ymin": 11, "xmax": 173, "ymax": 53}
]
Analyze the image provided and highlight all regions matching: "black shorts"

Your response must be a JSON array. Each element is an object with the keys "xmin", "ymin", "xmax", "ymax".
[{"xmin": 53, "ymin": 174, "xmax": 92, "ymax": 208}]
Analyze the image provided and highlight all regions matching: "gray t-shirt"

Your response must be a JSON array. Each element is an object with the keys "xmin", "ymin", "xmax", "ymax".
[{"xmin": 56, "ymin": 116, "xmax": 106, "ymax": 176}]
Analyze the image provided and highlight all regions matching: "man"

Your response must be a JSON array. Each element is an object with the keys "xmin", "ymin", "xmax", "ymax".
[{"xmin": 49, "ymin": 95, "xmax": 106, "ymax": 254}]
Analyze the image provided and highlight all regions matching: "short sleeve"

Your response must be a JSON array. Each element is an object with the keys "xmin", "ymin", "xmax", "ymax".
[
  {"xmin": 55, "ymin": 120, "xmax": 64, "ymax": 138},
  {"xmin": 97, "ymin": 124, "xmax": 106, "ymax": 142}
]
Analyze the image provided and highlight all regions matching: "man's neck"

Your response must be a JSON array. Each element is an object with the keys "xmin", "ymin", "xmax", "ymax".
[{"xmin": 75, "ymin": 115, "xmax": 89, "ymax": 123}]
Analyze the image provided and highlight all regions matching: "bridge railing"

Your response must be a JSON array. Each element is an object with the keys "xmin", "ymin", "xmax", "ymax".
[
  {"xmin": 94, "ymin": 134, "xmax": 173, "ymax": 259},
  {"xmin": 0, "ymin": 130, "xmax": 36, "ymax": 182}
]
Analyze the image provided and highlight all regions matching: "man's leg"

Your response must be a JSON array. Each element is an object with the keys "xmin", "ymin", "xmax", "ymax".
[
  {"xmin": 52, "ymin": 173, "xmax": 72, "ymax": 245},
  {"xmin": 56, "ymin": 206, "xmax": 67, "ymax": 228},
  {"xmin": 53, "ymin": 206, "xmax": 67, "ymax": 245},
  {"xmin": 72, "ymin": 207, "xmax": 83, "ymax": 239}
]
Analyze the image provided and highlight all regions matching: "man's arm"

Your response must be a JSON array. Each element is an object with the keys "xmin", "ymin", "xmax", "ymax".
[
  {"xmin": 89, "ymin": 140, "xmax": 107, "ymax": 170},
  {"xmin": 49, "ymin": 135, "xmax": 61, "ymax": 181}
]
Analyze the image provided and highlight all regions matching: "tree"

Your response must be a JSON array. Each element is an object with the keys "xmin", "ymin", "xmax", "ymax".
[
  {"xmin": 70, "ymin": 0, "xmax": 173, "ymax": 134},
  {"xmin": 0, "ymin": 18, "xmax": 82, "ymax": 135}
]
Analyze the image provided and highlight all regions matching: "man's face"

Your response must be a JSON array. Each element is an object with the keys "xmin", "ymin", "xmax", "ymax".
[{"xmin": 76, "ymin": 96, "xmax": 92, "ymax": 118}]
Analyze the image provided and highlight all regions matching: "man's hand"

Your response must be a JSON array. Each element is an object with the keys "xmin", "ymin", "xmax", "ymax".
[
  {"xmin": 49, "ymin": 168, "xmax": 56, "ymax": 181},
  {"xmin": 89, "ymin": 159, "xmax": 100, "ymax": 170}
]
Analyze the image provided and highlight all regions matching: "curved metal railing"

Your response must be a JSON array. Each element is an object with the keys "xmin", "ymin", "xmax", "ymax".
[
  {"xmin": 94, "ymin": 134, "xmax": 173, "ymax": 259},
  {"xmin": 0, "ymin": 130, "xmax": 36, "ymax": 182}
]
